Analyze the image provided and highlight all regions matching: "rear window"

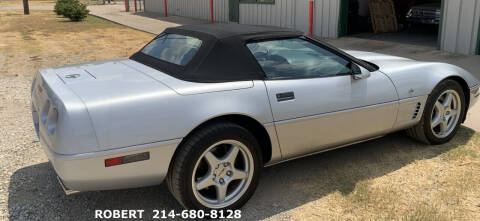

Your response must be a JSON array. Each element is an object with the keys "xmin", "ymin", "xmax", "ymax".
[{"xmin": 141, "ymin": 34, "xmax": 202, "ymax": 66}]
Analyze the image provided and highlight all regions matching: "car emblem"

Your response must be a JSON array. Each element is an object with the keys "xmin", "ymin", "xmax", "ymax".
[{"xmin": 65, "ymin": 74, "xmax": 81, "ymax": 79}]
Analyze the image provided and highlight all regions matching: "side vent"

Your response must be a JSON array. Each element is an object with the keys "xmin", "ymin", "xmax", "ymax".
[{"xmin": 412, "ymin": 102, "xmax": 421, "ymax": 119}]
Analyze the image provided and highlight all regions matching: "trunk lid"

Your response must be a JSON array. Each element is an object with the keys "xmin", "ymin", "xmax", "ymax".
[
  {"xmin": 51, "ymin": 59, "xmax": 180, "ymax": 150},
  {"xmin": 52, "ymin": 59, "xmax": 170, "ymax": 107},
  {"xmin": 55, "ymin": 59, "xmax": 148, "ymax": 85}
]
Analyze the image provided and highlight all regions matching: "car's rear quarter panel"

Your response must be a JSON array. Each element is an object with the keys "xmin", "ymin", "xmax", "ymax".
[{"xmin": 81, "ymin": 79, "xmax": 275, "ymax": 152}]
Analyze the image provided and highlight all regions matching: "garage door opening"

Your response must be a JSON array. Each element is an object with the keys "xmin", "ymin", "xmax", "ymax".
[{"xmin": 340, "ymin": 0, "xmax": 443, "ymax": 48}]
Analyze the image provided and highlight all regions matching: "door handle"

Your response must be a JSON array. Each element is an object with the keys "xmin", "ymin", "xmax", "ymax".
[{"xmin": 276, "ymin": 92, "xmax": 295, "ymax": 102}]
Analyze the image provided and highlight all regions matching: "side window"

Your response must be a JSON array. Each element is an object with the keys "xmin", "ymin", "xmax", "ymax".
[
  {"xmin": 141, "ymin": 34, "xmax": 202, "ymax": 66},
  {"xmin": 247, "ymin": 38, "xmax": 352, "ymax": 79}
]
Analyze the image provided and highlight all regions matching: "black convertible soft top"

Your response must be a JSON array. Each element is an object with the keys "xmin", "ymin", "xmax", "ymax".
[{"xmin": 130, "ymin": 24, "xmax": 302, "ymax": 83}]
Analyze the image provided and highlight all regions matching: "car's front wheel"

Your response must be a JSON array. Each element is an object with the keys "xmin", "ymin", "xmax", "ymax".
[
  {"xmin": 406, "ymin": 79, "xmax": 466, "ymax": 144},
  {"xmin": 167, "ymin": 121, "xmax": 262, "ymax": 210}
]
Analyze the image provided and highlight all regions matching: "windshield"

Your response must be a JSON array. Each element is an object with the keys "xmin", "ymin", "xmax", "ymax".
[{"xmin": 141, "ymin": 34, "xmax": 202, "ymax": 66}]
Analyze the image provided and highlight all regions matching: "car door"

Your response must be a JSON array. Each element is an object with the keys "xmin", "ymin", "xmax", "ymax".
[{"xmin": 247, "ymin": 37, "xmax": 398, "ymax": 159}]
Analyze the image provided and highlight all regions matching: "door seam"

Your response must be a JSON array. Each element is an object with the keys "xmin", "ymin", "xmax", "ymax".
[{"xmin": 261, "ymin": 80, "xmax": 283, "ymax": 160}]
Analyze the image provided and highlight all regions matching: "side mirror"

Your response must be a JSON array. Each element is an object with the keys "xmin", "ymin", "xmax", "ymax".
[{"xmin": 351, "ymin": 63, "xmax": 371, "ymax": 80}]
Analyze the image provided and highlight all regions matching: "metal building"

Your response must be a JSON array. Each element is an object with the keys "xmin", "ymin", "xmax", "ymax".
[
  {"xmin": 439, "ymin": 0, "xmax": 480, "ymax": 55},
  {"xmin": 145, "ymin": 0, "xmax": 230, "ymax": 22},
  {"xmin": 144, "ymin": 0, "xmax": 480, "ymax": 55}
]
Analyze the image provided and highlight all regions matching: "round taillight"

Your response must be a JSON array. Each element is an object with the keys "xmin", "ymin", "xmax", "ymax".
[
  {"xmin": 41, "ymin": 100, "xmax": 50, "ymax": 125},
  {"xmin": 47, "ymin": 107, "xmax": 58, "ymax": 135}
]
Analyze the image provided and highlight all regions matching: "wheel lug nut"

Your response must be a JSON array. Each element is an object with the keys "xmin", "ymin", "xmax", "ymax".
[
  {"xmin": 219, "ymin": 178, "xmax": 224, "ymax": 184},
  {"xmin": 223, "ymin": 162, "xmax": 229, "ymax": 167},
  {"xmin": 226, "ymin": 171, "xmax": 232, "ymax": 176}
]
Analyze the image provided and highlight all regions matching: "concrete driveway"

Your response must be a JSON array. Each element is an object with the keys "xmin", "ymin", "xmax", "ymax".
[{"xmin": 88, "ymin": 4, "xmax": 208, "ymax": 34}]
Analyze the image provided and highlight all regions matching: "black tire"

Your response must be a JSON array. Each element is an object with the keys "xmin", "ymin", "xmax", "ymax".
[
  {"xmin": 167, "ymin": 121, "xmax": 262, "ymax": 210},
  {"xmin": 406, "ymin": 79, "xmax": 466, "ymax": 144}
]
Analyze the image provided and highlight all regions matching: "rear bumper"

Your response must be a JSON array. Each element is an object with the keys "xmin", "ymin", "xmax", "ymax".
[
  {"xmin": 40, "ymin": 136, "xmax": 180, "ymax": 192},
  {"xmin": 56, "ymin": 175, "xmax": 79, "ymax": 195}
]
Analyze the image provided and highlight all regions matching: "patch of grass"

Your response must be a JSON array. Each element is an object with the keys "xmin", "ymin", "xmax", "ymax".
[
  {"xmin": 346, "ymin": 180, "xmax": 373, "ymax": 204},
  {"xmin": 340, "ymin": 178, "xmax": 403, "ymax": 219},
  {"xmin": 0, "ymin": 0, "xmax": 55, "ymax": 7},
  {"xmin": 0, "ymin": 11, "xmax": 122, "ymax": 34},
  {"xmin": 439, "ymin": 170, "xmax": 478, "ymax": 201},
  {"xmin": 0, "ymin": 9, "xmax": 153, "ymax": 78},
  {"xmin": 406, "ymin": 204, "xmax": 448, "ymax": 221},
  {"xmin": 84, "ymin": 15, "xmax": 115, "ymax": 24},
  {"xmin": 441, "ymin": 147, "xmax": 477, "ymax": 161},
  {"xmin": 333, "ymin": 172, "xmax": 357, "ymax": 195},
  {"xmin": 438, "ymin": 128, "xmax": 480, "ymax": 161},
  {"xmin": 3, "ymin": 13, "xmax": 18, "ymax": 16}
]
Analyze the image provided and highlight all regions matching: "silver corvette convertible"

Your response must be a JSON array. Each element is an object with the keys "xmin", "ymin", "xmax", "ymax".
[{"xmin": 31, "ymin": 24, "xmax": 479, "ymax": 210}]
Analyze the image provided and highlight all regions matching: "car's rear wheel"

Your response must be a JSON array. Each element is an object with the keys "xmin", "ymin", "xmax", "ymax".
[
  {"xmin": 167, "ymin": 122, "xmax": 262, "ymax": 210},
  {"xmin": 406, "ymin": 79, "xmax": 465, "ymax": 144}
]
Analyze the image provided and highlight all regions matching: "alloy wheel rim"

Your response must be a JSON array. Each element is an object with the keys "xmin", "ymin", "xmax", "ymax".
[
  {"xmin": 430, "ymin": 90, "xmax": 461, "ymax": 139},
  {"xmin": 191, "ymin": 140, "xmax": 254, "ymax": 208}
]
